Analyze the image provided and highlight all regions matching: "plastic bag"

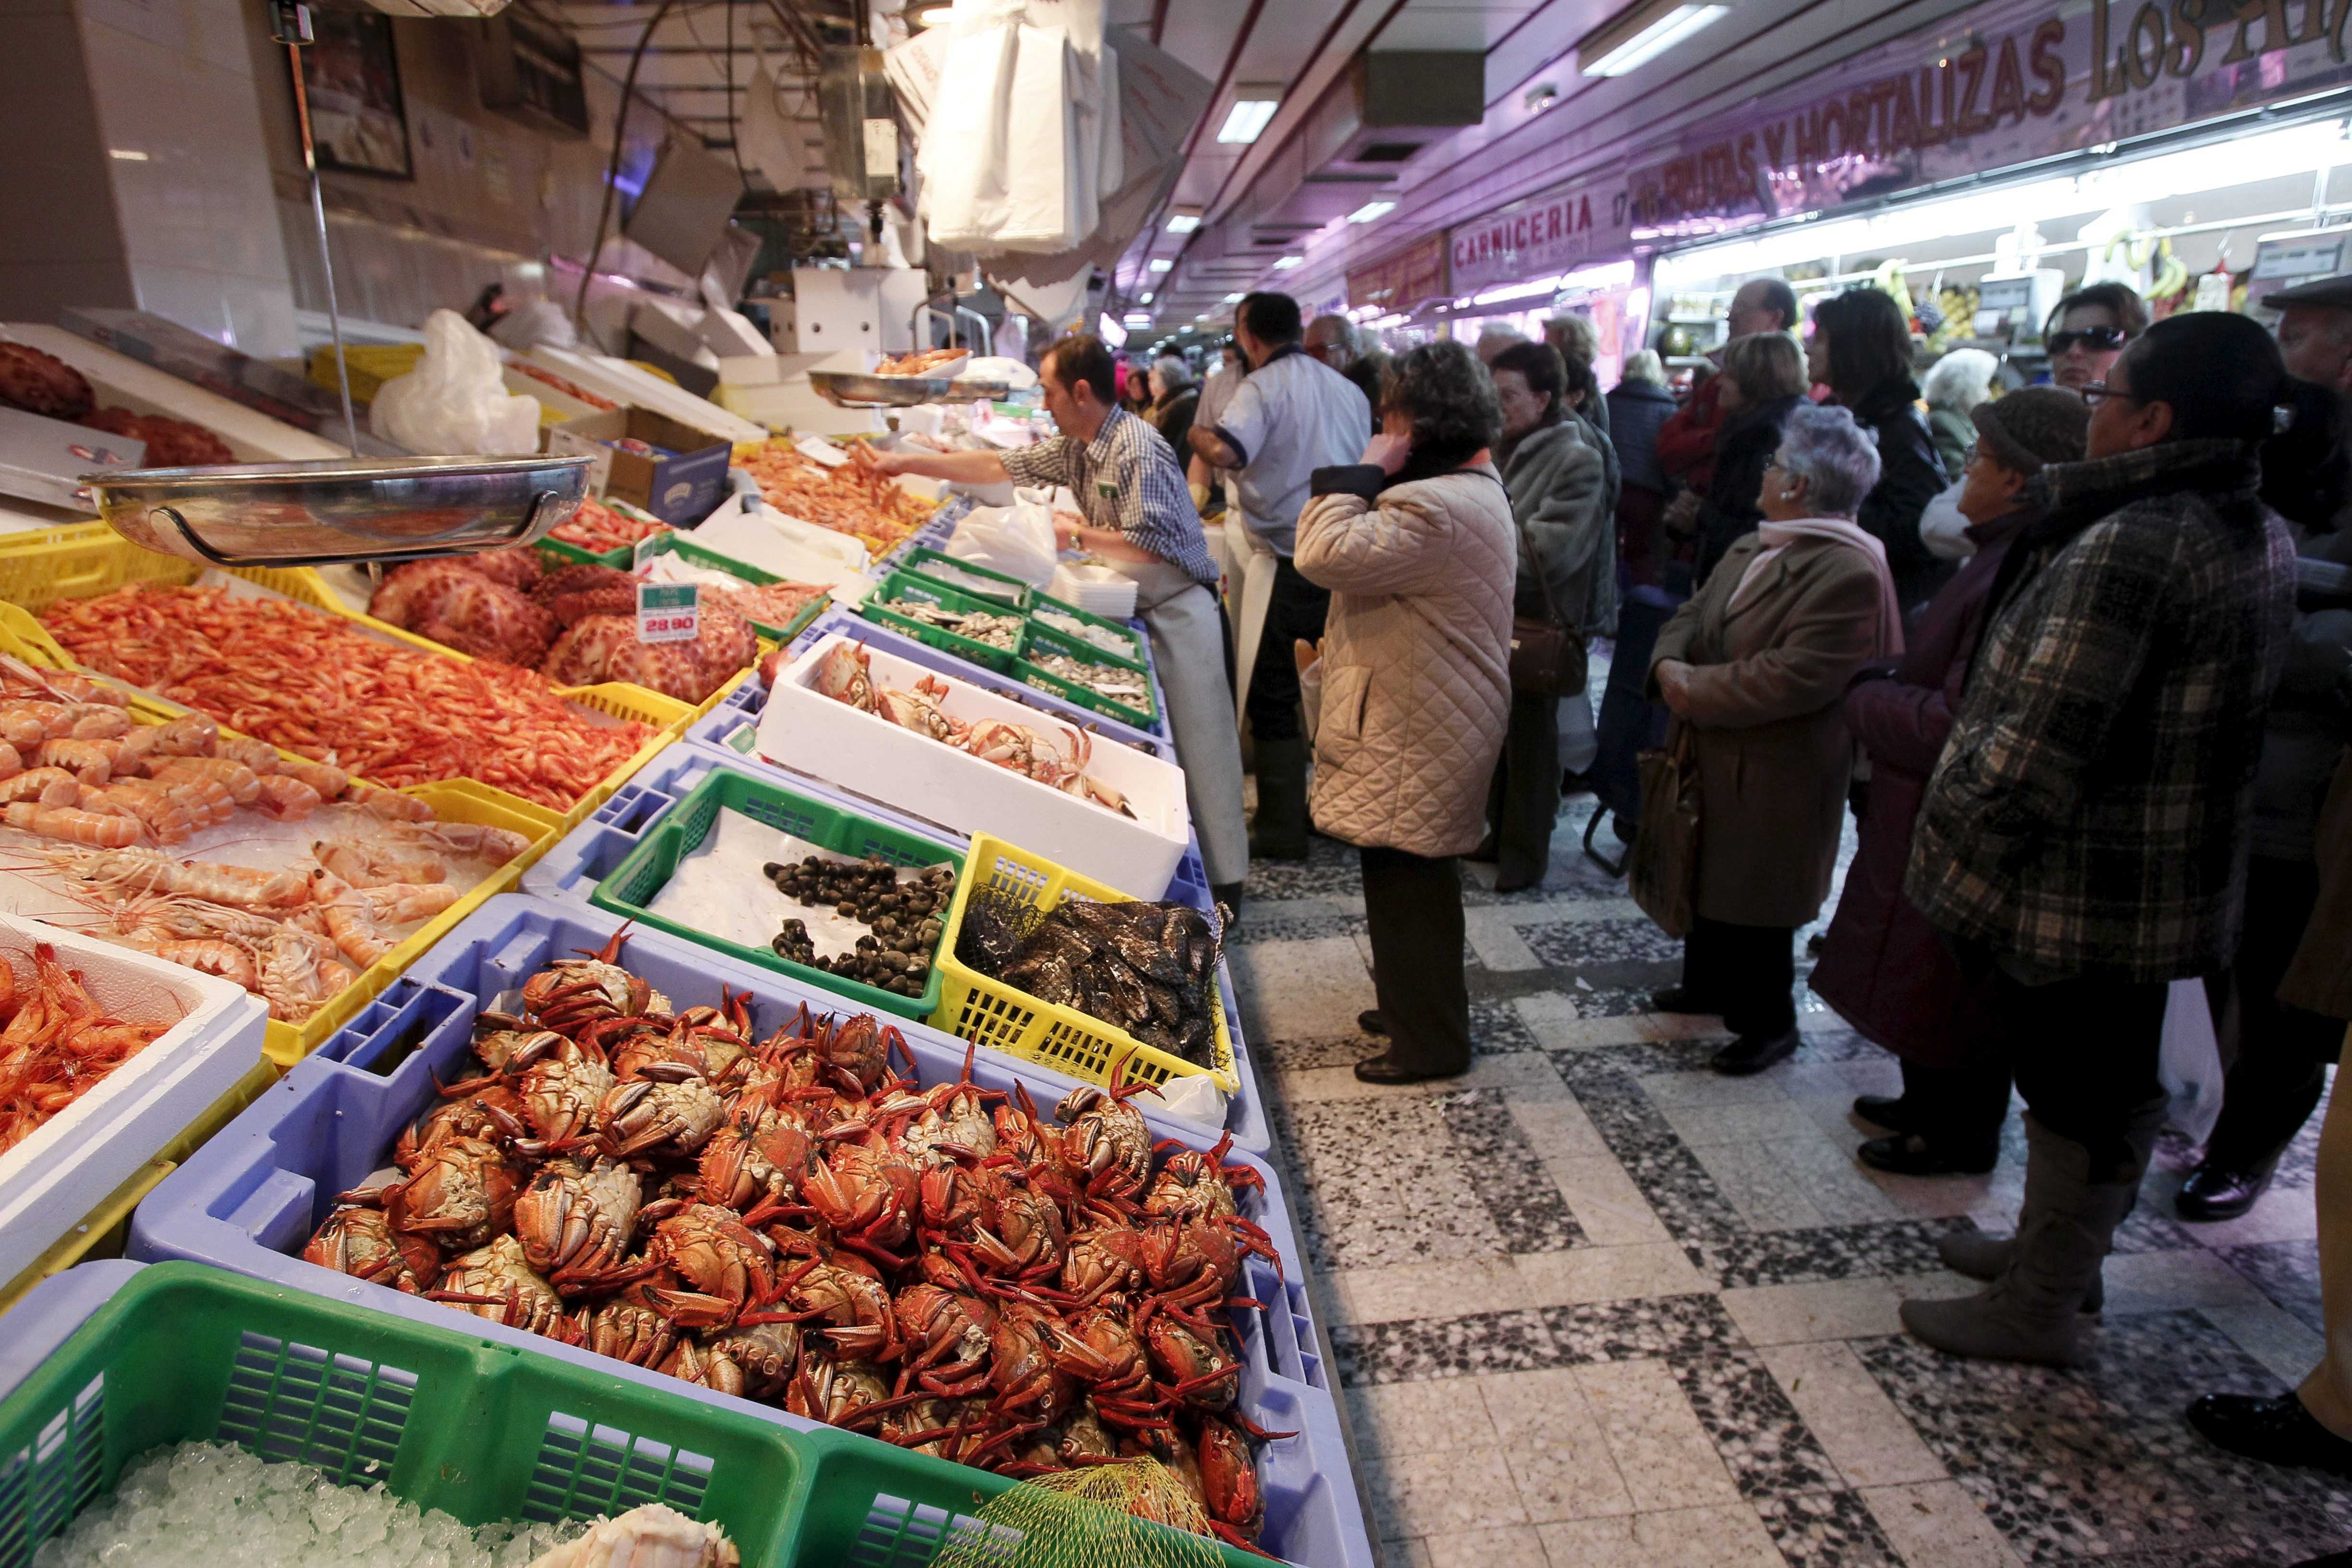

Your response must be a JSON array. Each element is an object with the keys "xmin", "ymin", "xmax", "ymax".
[
  {"xmin": 946, "ymin": 490, "xmax": 1058, "ymax": 586},
  {"xmin": 1919, "ymin": 477, "xmax": 1974, "ymax": 563},
  {"xmin": 370, "ymin": 308, "xmax": 541, "ymax": 455},
  {"xmin": 2160, "ymin": 976, "xmax": 2226, "ymax": 1144}
]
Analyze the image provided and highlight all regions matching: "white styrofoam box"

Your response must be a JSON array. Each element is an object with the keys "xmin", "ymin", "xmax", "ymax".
[
  {"xmin": 701, "ymin": 307, "xmax": 771, "ymax": 360},
  {"xmin": 4, "ymin": 325, "xmax": 345, "ymax": 463},
  {"xmin": 0, "ymin": 915, "xmax": 267, "ymax": 1285},
  {"xmin": 758, "ymin": 632, "xmax": 1190, "ymax": 897}
]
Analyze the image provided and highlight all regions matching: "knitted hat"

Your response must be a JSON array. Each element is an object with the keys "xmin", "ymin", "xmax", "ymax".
[{"xmin": 1971, "ymin": 387, "xmax": 2090, "ymax": 474}]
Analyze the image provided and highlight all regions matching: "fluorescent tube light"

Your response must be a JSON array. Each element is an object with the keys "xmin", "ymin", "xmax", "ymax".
[{"xmin": 1582, "ymin": 4, "xmax": 1727, "ymax": 76}]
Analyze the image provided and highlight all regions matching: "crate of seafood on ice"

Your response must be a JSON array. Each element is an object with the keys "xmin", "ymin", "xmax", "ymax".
[
  {"xmin": 0, "ymin": 1260, "xmax": 803, "ymax": 1568},
  {"xmin": 854, "ymin": 572, "xmax": 1025, "ymax": 674},
  {"xmin": 1015, "ymin": 622, "xmax": 1158, "ymax": 733},
  {"xmin": 756, "ymin": 633, "xmax": 1191, "ymax": 899},
  {"xmin": 0, "ymin": 916, "xmax": 266, "ymax": 1291}
]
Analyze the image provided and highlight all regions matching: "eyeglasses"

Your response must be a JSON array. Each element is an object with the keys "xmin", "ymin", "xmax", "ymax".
[
  {"xmin": 2077, "ymin": 380, "xmax": 2136, "ymax": 404},
  {"xmin": 2047, "ymin": 326, "xmax": 2129, "ymax": 354}
]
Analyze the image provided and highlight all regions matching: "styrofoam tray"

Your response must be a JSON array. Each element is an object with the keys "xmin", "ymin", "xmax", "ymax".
[
  {"xmin": 0, "ymin": 916, "xmax": 266, "ymax": 1285},
  {"xmin": 760, "ymin": 632, "xmax": 1191, "ymax": 898}
]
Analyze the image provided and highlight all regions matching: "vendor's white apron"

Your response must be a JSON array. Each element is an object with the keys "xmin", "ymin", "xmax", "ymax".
[
  {"xmin": 1113, "ymin": 556, "xmax": 1250, "ymax": 889},
  {"xmin": 1223, "ymin": 510, "xmax": 1281, "ymax": 730}
]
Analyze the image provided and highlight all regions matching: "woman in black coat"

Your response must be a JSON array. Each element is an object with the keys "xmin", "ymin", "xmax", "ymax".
[
  {"xmin": 1808, "ymin": 287, "xmax": 1950, "ymax": 611},
  {"xmin": 1659, "ymin": 333, "xmax": 1807, "ymax": 587}
]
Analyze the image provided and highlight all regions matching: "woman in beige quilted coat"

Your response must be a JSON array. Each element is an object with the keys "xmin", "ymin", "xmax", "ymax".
[{"xmin": 1296, "ymin": 340, "xmax": 1517, "ymax": 1084}]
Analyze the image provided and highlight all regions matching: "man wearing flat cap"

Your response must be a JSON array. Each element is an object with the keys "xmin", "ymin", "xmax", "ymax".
[{"xmin": 2268, "ymin": 273, "xmax": 2352, "ymax": 392}]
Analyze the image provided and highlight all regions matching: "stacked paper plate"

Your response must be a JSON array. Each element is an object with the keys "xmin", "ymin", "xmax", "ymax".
[{"xmin": 1050, "ymin": 561, "xmax": 1139, "ymax": 619}]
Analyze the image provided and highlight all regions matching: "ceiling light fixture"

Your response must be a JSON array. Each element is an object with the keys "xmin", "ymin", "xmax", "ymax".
[
  {"xmin": 1216, "ymin": 88, "xmax": 1282, "ymax": 145},
  {"xmin": 1222, "ymin": 293, "xmax": 1246, "ymax": 304},
  {"xmin": 1272, "ymin": 255, "xmax": 1303, "ymax": 270},
  {"xmin": 1149, "ymin": 258, "xmax": 1174, "ymax": 272},
  {"xmin": 1165, "ymin": 207, "xmax": 1203, "ymax": 233},
  {"xmin": 1580, "ymin": 3, "xmax": 1728, "ymax": 76},
  {"xmin": 1524, "ymin": 83, "xmax": 1560, "ymax": 113},
  {"xmin": 108, "ymin": 148, "xmax": 149, "ymax": 161},
  {"xmin": 911, "ymin": 5, "xmax": 953, "ymax": 27},
  {"xmin": 1347, "ymin": 200, "xmax": 1397, "ymax": 224},
  {"xmin": 1140, "ymin": 291, "xmax": 1154, "ymax": 303}
]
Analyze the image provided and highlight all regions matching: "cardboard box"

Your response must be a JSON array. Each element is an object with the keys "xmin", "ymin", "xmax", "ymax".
[{"xmin": 546, "ymin": 406, "xmax": 733, "ymax": 524}]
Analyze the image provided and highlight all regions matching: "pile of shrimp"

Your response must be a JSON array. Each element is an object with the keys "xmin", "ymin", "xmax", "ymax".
[
  {"xmin": 735, "ymin": 441, "xmax": 932, "ymax": 555},
  {"xmin": 16, "ymin": 819, "xmax": 527, "ymax": 1023},
  {"xmin": 0, "ymin": 941, "xmax": 172, "ymax": 1153},
  {"xmin": 0, "ymin": 659, "xmax": 536, "ymax": 1020},
  {"xmin": 40, "ymin": 586, "xmax": 661, "ymax": 810}
]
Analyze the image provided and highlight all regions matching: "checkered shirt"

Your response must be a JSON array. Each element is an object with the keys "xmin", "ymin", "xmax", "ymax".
[{"xmin": 998, "ymin": 407, "xmax": 1220, "ymax": 588}]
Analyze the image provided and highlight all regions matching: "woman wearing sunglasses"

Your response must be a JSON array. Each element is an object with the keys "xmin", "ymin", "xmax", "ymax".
[{"xmin": 2041, "ymin": 281, "xmax": 2149, "ymax": 393}]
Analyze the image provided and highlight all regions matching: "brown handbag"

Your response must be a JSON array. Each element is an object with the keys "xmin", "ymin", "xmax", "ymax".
[
  {"xmin": 1509, "ymin": 517, "xmax": 1587, "ymax": 698},
  {"xmin": 1629, "ymin": 719, "xmax": 1702, "ymax": 938}
]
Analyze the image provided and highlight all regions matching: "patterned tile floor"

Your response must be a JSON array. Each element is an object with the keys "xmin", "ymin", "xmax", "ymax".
[{"xmin": 1229, "ymin": 797, "xmax": 2346, "ymax": 1568}]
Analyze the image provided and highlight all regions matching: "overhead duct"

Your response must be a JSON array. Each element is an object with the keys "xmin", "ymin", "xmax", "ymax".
[{"xmin": 1359, "ymin": 51, "xmax": 1485, "ymax": 128}]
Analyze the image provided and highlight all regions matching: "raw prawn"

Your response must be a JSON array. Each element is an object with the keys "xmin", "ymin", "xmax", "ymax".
[
  {"xmin": 67, "ymin": 846, "xmax": 311, "ymax": 908},
  {"xmin": 27, "ymin": 737, "xmax": 116, "ymax": 784},
  {"xmin": 276, "ymin": 758, "xmax": 349, "ymax": 799},
  {"xmin": 314, "ymin": 837, "xmax": 445, "ymax": 887},
  {"xmin": 310, "ymin": 868, "xmax": 398, "ymax": 968},
  {"xmin": 155, "ymin": 937, "xmax": 258, "ymax": 991},
  {"xmin": 346, "ymin": 783, "xmax": 435, "ymax": 822},
  {"xmin": 352, "ymin": 880, "xmax": 460, "ymax": 925},
  {"xmin": 0, "ymin": 712, "xmax": 41, "ymax": 751},
  {"xmin": 0, "ymin": 770, "xmax": 78, "ymax": 807},
  {"xmin": 252, "ymin": 928, "xmax": 355, "ymax": 1020},
  {"xmin": 4, "ymin": 803, "xmax": 141, "ymax": 848},
  {"xmin": 251, "ymin": 775, "xmax": 323, "ymax": 821},
  {"xmin": 150, "ymin": 756, "xmax": 259, "ymax": 805},
  {"xmin": 0, "ymin": 742, "xmax": 20, "ymax": 781},
  {"xmin": 147, "ymin": 713, "xmax": 218, "ymax": 756},
  {"xmin": 64, "ymin": 707, "xmax": 131, "ymax": 741},
  {"xmin": 95, "ymin": 779, "xmax": 196, "ymax": 844},
  {"xmin": 386, "ymin": 820, "xmax": 531, "ymax": 865},
  {"xmin": 0, "ymin": 942, "xmax": 168, "ymax": 1150}
]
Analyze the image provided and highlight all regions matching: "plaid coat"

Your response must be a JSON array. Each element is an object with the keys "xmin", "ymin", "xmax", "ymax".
[{"xmin": 1905, "ymin": 440, "xmax": 2297, "ymax": 981}]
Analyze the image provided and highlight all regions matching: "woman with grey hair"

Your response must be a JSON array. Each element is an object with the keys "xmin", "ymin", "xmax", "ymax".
[
  {"xmin": 1646, "ymin": 403, "xmax": 1906, "ymax": 1074},
  {"xmin": 1148, "ymin": 354, "xmax": 1200, "ymax": 462},
  {"xmin": 1921, "ymin": 347, "xmax": 1999, "ymax": 478}
]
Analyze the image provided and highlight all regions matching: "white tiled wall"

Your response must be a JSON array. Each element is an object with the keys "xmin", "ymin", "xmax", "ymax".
[{"xmin": 0, "ymin": 0, "xmax": 300, "ymax": 355}]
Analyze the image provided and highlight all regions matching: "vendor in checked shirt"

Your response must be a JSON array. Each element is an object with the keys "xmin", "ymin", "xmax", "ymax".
[{"xmin": 858, "ymin": 334, "xmax": 1250, "ymax": 911}]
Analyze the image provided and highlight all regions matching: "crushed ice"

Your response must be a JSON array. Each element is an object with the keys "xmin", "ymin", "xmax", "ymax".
[{"xmin": 32, "ymin": 1440, "xmax": 589, "ymax": 1568}]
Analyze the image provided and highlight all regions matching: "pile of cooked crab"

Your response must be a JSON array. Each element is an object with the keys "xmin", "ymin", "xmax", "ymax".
[{"xmin": 302, "ymin": 929, "xmax": 1288, "ymax": 1552}]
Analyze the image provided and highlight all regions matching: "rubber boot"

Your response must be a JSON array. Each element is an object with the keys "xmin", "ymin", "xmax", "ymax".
[
  {"xmin": 1210, "ymin": 882, "xmax": 1246, "ymax": 932},
  {"xmin": 1900, "ymin": 1107, "xmax": 2156, "ymax": 1366},
  {"xmin": 1249, "ymin": 735, "xmax": 1311, "ymax": 861},
  {"xmin": 1936, "ymin": 1231, "xmax": 2104, "ymax": 1313}
]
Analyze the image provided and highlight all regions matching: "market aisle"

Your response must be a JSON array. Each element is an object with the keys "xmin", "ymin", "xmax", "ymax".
[{"xmin": 1232, "ymin": 797, "xmax": 2347, "ymax": 1568}]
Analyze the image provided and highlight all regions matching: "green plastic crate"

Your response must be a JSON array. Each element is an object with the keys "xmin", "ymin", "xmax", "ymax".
[
  {"xmin": 856, "ymin": 572, "xmax": 1024, "ymax": 674},
  {"xmin": 784, "ymin": 1427, "xmax": 1262, "ymax": 1568},
  {"xmin": 1026, "ymin": 590, "xmax": 1145, "ymax": 665},
  {"xmin": 900, "ymin": 548, "xmax": 1032, "ymax": 610},
  {"xmin": 589, "ymin": 766, "xmax": 963, "ymax": 1020},
  {"xmin": 1014, "ymin": 623, "xmax": 1159, "ymax": 731},
  {"xmin": 0, "ymin": 1262, "xmax": 808, "ymax": 1568},
  {"xmin": 633, "ymin": 532, "xmax": 832, "ymax": 645},
  {"xmin": 536, "ymin": 535, "xmax": 633, "ymax": 570}
]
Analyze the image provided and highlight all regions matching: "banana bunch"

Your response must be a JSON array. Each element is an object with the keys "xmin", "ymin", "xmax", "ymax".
[
  {"xmin": 2147, "ymin": 237, "xmax": 2191, "ymax": 304},
  {"xmin": 1872, "ymin": 259, "xmax": 1916, "ymax": 325}
]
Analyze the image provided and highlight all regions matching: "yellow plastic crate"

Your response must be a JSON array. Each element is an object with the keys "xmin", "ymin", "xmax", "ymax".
[
  {"xmin": 931, "ymin": 833, "xmax": 1237, "ymax": 1097},
  {"xmin": 0, "ymin": 530, "xmax": 694, "ymax": 828},
  {"xmin": 307, "ymin": 343, "xmax": 423, "ymax": 406},
  {"xmin": 0, "ymin": 1053, "xmax": 281, "ymax": 1319}
]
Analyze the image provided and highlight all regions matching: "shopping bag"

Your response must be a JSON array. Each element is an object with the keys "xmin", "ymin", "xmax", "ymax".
[
  {"xmin": 1628, "ymin": 721, "xmax": 1701, "ymax": 938},
  {"xmin": 2160, "ymin": 976, "xmax": 2227, "ymax": 1144}
]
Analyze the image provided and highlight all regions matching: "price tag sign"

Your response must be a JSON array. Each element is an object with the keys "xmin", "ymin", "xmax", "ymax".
[
  {"xmin": 636, "ymin": 581, "xmax": 699, "ymax": 644},
  {"xmin": 796, "ymin": 435, "xmax": 850, "ymax": 467}
]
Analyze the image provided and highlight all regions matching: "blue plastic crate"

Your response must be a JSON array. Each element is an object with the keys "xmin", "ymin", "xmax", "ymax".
[
  {"xmin": 126, "ymin": 898, "xmax": 1351, "ymax": 1565},
  {"xmin": 130, "ymin": 893, "xmax": 1322, "ymax": 1371},
  {"xmin": 520, "ymin": 745, "xmax": 959, "ymax": 907}
]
